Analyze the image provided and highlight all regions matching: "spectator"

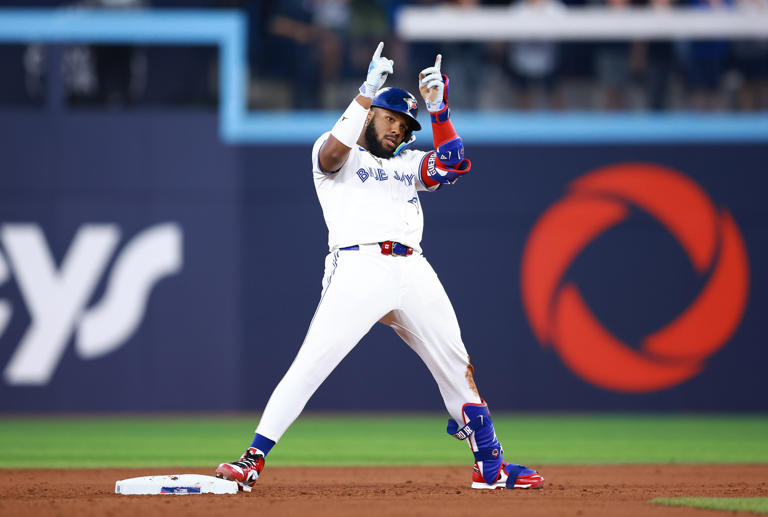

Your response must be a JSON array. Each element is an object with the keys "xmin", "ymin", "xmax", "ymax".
[
  {"xmin": 313, "ymin": 0, "xmax": 349, "ymax": 104},
  {"xmin": 266, "ymin": 0, "xmax": 347, "ymax": 109},
  {"xmin": 634, "ymin": 0, "xmax": 677, "ymax": 110},
  {"xmin": 591, "ymin": 0, "xmax": 641, "ymax": 110},
  {"xmin": 678, "ymin": 0, "xmax": 733, "ymax": 110},
  {"xmin": 24, "ymin": 0, "xmax": 147, "ymax": 108},
  {"xmin": 347, "ymin": 0, "xmax": 394, "ymax": 95},
  {"xmin": 408, "ymin": 0, "xmax": 486, "ymax": 110},
  {"xmin": 730, "ymin": 0, "xmax": 768, "ymax": 110},
  {"xmin": 506, "ymin": 0, "xmax": 566, "ymax": 110}
]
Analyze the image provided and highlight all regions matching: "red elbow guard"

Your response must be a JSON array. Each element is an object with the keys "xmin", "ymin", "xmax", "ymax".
[{"xmin": 419, "ymin": 151, "xmax": 471, "ymax": 188}]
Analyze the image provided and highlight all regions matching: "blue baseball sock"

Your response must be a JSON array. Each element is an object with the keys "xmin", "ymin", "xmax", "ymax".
[{"xmin": 250, "ymin": 433, "xmax": 275, "ymax": 456}]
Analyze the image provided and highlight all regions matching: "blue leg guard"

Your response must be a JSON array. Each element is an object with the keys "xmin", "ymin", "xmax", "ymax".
[{"xmin": 446, "ymin": 402, "xmax": 504, "ymax": 485}]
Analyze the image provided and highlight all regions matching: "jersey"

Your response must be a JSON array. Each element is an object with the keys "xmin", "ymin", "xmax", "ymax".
[{"xmin": 311, "ymin": 131, "xmax": 434, "ymax": 253}]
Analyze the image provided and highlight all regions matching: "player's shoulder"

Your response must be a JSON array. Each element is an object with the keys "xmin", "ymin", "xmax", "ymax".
[
  {"xmin": 313, "ymin": 131, "xmax": 336, "ymax": 177},
  {"xmin": 314, "ymin": 131, "xmax": 332, "ymax": 150}
]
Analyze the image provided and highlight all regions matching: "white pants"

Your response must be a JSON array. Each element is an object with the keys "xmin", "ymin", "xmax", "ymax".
[{"xmin": 255, "ymin": 244, "xmax": 483, "ymax": 442}]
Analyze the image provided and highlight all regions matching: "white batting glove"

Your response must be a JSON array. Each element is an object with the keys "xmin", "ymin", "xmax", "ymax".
[
  {"xmin": 419, "ymin": 54, "xmax": 445, "ymax": 113},
  {"xmin": 359, "ymin": 42, "xmax": 394, "ymax": 99}
]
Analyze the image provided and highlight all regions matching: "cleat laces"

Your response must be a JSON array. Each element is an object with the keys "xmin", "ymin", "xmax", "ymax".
[{"xmin": 233, "ymin": 451, "xmax": 263, "ymax": 470}]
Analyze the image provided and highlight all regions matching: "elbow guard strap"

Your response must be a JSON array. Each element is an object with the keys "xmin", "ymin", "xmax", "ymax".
[{"xmin": 420, "ymin": 151, "xmax": 471, "ymax": 187}]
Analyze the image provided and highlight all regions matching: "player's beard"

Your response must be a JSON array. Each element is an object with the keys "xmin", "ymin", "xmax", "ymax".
[{"xmin": 363, "ymin": 121, "xmax": 397, "ymax": 159}]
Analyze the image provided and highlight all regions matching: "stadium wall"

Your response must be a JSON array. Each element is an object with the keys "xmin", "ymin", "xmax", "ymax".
[{"xmin": 0, "ymin": 111, "xmax": 765, "ymax": 411}]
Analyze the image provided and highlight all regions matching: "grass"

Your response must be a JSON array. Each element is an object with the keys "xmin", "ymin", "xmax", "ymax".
[
  {"xmin": 651, "ymin": 497, "xmax": 768, "ymax": 514},
  {"xmin": 0, "ymin": 413, "xmax": 766, "ymax": 468}
]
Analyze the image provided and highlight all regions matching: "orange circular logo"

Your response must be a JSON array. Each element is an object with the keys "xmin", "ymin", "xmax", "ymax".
[{"xmin": 520, "ymin": 163, "xmax": 750, "ymax": 393}]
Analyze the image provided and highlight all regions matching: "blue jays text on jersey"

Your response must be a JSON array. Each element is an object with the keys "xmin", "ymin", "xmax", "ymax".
[{"xmin": 356, "ymin": 167, "xmax": 415, "ymax": 186}]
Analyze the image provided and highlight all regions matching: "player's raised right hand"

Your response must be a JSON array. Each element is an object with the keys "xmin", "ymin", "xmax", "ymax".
[{"xmin": 359, "ymin": 42, "xmax": 394, "ymax": 99}]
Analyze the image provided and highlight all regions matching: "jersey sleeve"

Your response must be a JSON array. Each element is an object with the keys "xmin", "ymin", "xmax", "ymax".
[
  {"xmin": 407, "ymin": 149, "xmax": 440, "ymax": 192},
  {"xmin": 312, "ymin": 131, "xmax": 335, "ymax": 177}
]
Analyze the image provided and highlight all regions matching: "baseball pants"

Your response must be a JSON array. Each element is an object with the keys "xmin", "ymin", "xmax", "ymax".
[{"xmin": 255, "ymin": 244, "xmax": 483, "ymax": 442}]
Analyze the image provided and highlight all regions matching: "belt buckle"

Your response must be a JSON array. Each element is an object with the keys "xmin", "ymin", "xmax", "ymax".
[
  {"xmin": 380, "ymin": 241, "xmax": 411, "ymax": 256},
  {"xmin": 392, "ymin": 243, "xmax": 409, "ymax": 256}
]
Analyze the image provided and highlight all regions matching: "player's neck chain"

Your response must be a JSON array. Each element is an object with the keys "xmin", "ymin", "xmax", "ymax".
[{"xmin": 369, "ymin": 153, "xmax": 383, "ymax": 167}]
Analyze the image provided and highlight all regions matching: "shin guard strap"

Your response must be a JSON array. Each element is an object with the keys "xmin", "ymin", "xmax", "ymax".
[
  {"xmin": 446, "ymin": 415, "xmax": 484, "ymax": 440},
  {"xmin": 474, "ymin": 446, "xmax": 503, "ymax": 463},
  {"xmin": 504, "ymin": 464, "xmax": 527, "ymax": 488}
]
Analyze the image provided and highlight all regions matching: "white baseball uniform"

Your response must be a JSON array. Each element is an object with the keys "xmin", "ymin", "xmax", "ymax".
[{"xmin": 254, "ymin": 131, "xmax": 482, "ymax": 442}]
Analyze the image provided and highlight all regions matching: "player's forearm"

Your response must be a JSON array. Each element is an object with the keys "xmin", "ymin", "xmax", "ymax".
[
  {"xmin": 355, "ymin": 94, "xmax": 372, "ymax": 110},
  {"xmin": 320, "ymin": 95, "xmax": 372, "ymax": 172},
  {"xmin": 419, "ymin": 101, "xmax": 471, "ymax": 188}
]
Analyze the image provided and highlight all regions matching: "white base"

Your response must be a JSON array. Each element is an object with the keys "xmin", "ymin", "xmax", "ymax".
[{"xmin": 115, "ymin": 474, "xmax": 239, "ymax": 495}]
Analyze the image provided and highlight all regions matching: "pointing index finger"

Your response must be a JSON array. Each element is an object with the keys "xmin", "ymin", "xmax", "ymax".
[
  {"xmin": 373, "ymin": 41, "xmax": 384, "ymax": 60},
  {"xmin": 435, "ymin": 54, "xmax": 442, "ymax": 71}
]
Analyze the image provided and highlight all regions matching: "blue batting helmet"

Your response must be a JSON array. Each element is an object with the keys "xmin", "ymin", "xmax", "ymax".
[{"xmin": 371, "ymin": 87, "xmax": 422, "ymax": 131}]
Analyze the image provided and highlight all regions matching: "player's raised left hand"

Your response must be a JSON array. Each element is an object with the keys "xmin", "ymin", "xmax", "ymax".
[{"xmin": 419, "ymin": 55, "xmax": 447, "ymax": 113}]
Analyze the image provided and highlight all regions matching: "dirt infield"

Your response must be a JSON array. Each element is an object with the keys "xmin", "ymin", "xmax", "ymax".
[{"xmin": 1, "ymin": 465, "xmax": 766, "ymax": 517}]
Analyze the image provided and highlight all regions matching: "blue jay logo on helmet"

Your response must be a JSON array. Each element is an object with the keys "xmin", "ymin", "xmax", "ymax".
[
  {"xmin": 404, "ymin": 97, "xmax": 418, "ymax": 114},
  {"xmin": 371, "ymin": 87, "xmax": 422, "ymax": 132}
]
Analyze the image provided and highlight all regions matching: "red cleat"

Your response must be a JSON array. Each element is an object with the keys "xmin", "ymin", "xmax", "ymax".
[
  {"xmin": 471, "ymin": 462, "xmax": 544, "ymax": 490},
  {"xmin": 215, "ymin": 447, "xmax": 265, "ymax": 491}
]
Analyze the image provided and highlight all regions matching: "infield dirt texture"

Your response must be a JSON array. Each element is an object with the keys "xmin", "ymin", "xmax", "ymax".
[
  {"xmin": 2, "ymin": 465, "xmax": 767, "ymax": 516},
  {"xmin": 2, "ymin": 414, "xmax": 767, "ymax": 516}
]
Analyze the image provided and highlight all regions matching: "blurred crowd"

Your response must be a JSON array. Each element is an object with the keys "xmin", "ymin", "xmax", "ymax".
[{"xmin": 0, "ymin": 0, "xmax": 766, "ymax": 111}]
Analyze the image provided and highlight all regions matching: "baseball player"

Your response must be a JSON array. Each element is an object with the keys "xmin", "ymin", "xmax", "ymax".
[{"xmin": 216, "ymin": 42, "xmax": 544, "ymax": 491}]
